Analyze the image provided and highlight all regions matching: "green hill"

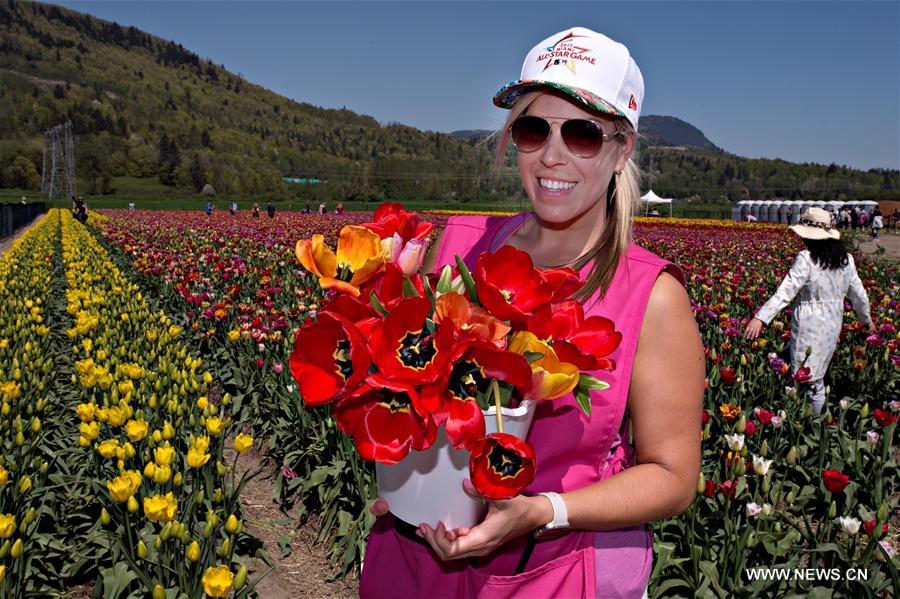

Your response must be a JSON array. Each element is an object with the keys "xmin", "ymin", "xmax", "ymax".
[{"xmin": 0, "ymin": 0, "xmax": 897, "ymax": 205}]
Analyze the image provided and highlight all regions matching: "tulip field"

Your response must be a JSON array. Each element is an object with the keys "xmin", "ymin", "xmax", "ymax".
[{"xmin": 0, "ymin": 207, "xmax": 896, "ymax": 597}]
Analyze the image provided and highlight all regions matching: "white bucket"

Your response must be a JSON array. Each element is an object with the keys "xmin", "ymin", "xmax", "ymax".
[{"xmin": 375, "ymin": 401, "xmax": 536, "ymax": 529}]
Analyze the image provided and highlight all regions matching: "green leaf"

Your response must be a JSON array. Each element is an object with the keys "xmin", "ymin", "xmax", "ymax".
[
  {"xmin": 401, "ymin": 278, "xmax": 420, "ymax": 297},
  {"xmin": 523, "ymin": 351, "xmax": 545, "ymax": 364},
  {"xmin": 455, "ymin": 255, "xmax": 479, "ymax": 305},
  {"xmin": 436, "ymin": 264, "xmax": 454, "ymax": 294},
  {"xmin": 278, "ymin": 534, "xmax": 293, "ymax": 558},
  {"xmin": 577, "ymin": 373, "xmax": 610, "ymax": 391},
  {"xmin": 100, "ymin": 563, "xmax": 139, "ymax": 599},
  {"xmin": 574, "ymin": 388, "xmax": 592, "ymax": 417},
  {"xmin": 369, "ymin": 291, "xmax": 388, "ymax": 316}
]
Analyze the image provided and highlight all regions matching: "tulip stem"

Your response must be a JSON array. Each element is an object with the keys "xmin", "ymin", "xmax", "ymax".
[{"xmin": 491, "ymin": 379, "xmax": 503, "ymax": 434}]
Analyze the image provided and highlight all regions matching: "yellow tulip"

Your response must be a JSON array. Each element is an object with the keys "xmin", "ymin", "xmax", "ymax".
[
  {"xmin": 106, "ymin": 470, "xmax": 141, "ymax": 502},
  {"xmin": 189, "ymin": 439, "xmax": 212, "ymax": 463},
  {"xmin": 202, "ymin": 565, "xmax": 234, "ymax": 598},
  {"xmin": 186, "ymin": 540, "xmax": 200, "ymax": 561},
  {"xmin": 106, "ymin": 406, "xmax": 128, "ymax": 426},
  {"xmin": 233, "ymin": 433, "xmax": 253, "ymax": 454},
  {"xmin": 0, "ymin": 466, "xmax": 7, "ymax": 486},
  {"xmin": 124, "ymin": 420, "xmax": 148, "ymax": 442},
  {"xmin": 508, "ymin": 331, "xmax": 580, "ymax": 400},
  {"xmin": 75, "ymin": 402, "xmax": 96, "ymax": 422},
  {"xmin": 80, "ymin": 421, "xmax": 100, "ymax": 441},
  {"xmin": 295, "ymin": 226, "xmax": 386, "ymax": 296},
  {"xmin": 97, "ymin": 439, "xmax": 120, "ymax": 459},
  {"xmin": 205, "ymin": 416, "xmax": 224, "ymax": 436},
  {"xmin": 197, "ymin": 396, "xmax": 209, "ymax": 411},
  {"xmin": 154, "ymin": 445, "xmax": 176, "ymax": 466},
  {"xmin": 0, "ymin": 514, "xmax": 15, "ymax": 538},
  {"xmin": 227, "ymin": 330, "xmax": 240, "ymax": 342},
  {"xmin": 224, "ymin": 514, "xmax": 239, "ymax": 534},
  {"xmin": 143, "ymin": 493, "xmax": 178, "ymax": 523}
]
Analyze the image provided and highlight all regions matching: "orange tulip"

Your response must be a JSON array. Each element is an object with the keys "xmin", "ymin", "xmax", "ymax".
[
  {"xmin": 295, "ymin": 226, "xmax": 385, "ymax": 296},
  {"xmin": 508, "ymin": 331, "xmax": 579, "ymax": 400},
  {"xmin": 434, "ymin": 292, "xmax": 511, "ymax": 346}
]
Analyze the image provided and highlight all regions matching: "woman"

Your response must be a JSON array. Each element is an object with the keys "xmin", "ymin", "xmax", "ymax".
[
  {"xmin": 871, "ymin": 207, "xmax": 883, "ymax": 240},
  {"xmin": 361, "ymin": 28, "xmax": 703, "ymax": 598},
  {"xmin": 744, "ymin": 207, "xmax": 875, "ymax": 415}
]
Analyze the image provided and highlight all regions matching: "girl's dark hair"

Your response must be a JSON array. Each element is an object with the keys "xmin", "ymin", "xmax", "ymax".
[{"xmin": 802, "ymin": 238, "xmax": 849, "ymax": 270}]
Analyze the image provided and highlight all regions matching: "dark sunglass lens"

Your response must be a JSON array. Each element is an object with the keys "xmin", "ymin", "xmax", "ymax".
[
  {"xmin": 511, "ymin": 117, "xmax": 550, "ymax": 152},
  {"xmin": 561, "ymin": 119, "xmax": 604, "ymax": 157}
]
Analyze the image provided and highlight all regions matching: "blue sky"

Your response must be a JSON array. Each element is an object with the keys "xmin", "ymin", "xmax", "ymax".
[{"xmin": 54, "ymin": 1, "xmax": 899, "ymax": 171}]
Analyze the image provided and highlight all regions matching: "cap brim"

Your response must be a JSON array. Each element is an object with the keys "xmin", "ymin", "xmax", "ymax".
[
  {"xmin": 789, "ymin": 225, "xmax": 840, "ymax": 240},
  {"xmin": 493, "ymin": 80, "xmax": 625, "ymax": 120}
]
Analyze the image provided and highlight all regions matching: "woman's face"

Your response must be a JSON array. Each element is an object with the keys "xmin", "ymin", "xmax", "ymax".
[{"xmin": 516, "ymin": 93, "xmax": 634, "ymax": 227}]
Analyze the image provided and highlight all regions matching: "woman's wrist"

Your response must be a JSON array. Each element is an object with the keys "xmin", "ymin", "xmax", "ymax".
[{"xmin": 527, "ymin": 493, "xmax": 556, "ymax": 530}]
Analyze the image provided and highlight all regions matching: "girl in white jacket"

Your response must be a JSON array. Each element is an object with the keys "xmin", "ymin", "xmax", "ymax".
[{"xmin": 744, "ymin": 207, "xmax": 876, "ymax": 414}]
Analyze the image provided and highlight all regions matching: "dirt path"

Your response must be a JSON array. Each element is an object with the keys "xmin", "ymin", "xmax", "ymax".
[
  {"xmin": 854, "ymin": 230, "xmax": 899, "ymax": 260},
  {"xmin": 0, "ymin": 212, "xmax": 47, "ymax": 258},
  {"xmin": 228, "ymin": 444, "xmax": 359, "ymax": 599}
]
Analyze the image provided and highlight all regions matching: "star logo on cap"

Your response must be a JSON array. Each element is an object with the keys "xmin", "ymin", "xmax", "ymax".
[{"xmin": 541, "ymin": 31, "xmax": 592, "ymax": 74}]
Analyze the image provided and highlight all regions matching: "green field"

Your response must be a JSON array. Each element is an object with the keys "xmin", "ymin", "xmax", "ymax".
[{"xmin": 2, "ymin": 177, "xmax": 736, "ymax": 218}]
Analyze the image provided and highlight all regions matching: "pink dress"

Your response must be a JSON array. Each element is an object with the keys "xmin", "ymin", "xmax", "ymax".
[{"xmin": 360, "ymin": 213, "xmax": 684, "ymax": 598}]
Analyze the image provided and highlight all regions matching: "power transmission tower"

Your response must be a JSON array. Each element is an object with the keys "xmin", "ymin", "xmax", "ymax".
[{"xmin": 41, "ymin": 121, "xmax": 77, "ymax": 202}]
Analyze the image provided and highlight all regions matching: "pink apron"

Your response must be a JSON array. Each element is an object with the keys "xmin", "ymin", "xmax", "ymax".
[{"xmin": 360, "ymin": 214, "xmax": 684, "ymax": 598}]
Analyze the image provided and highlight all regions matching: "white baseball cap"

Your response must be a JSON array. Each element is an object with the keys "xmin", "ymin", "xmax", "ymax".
[{"xmin": 494, "ymin": 27, "xmax": 644, "ymax": 132}]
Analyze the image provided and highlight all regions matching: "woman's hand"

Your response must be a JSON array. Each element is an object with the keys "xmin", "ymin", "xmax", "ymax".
[
  {"xmin": 866, "ymin": 322, "xmax": 878, "ymax": 335},
  {"xmin": 417, "ymin": 480, "xmax": 552, "ymax": 561},
  {"xmin": 743, "ymin": 318, "xmax": 765, "ymax": 340},
  {"xmin": 370, "ymin": 497, "xmax": 390, "ymax": 517}
]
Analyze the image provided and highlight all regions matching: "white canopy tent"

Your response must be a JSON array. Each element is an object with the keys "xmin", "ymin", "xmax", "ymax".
[{"xmin": 640, "ymin": 190, "xmax": 673, "ymax": 217}]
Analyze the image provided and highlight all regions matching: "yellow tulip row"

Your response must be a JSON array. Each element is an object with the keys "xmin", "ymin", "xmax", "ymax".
[
  {"xmin": 59, "ymin": 211, "xmax": 256, "ymax": 597},
  {"xmin": 0, "ymin": 211, "xmax": 59, "ymax": 593}
]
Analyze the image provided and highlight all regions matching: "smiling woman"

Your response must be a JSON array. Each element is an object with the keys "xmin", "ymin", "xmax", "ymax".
[{"xmin": 361, "ymin": 27, "xmax": 704, "ymax": 599}]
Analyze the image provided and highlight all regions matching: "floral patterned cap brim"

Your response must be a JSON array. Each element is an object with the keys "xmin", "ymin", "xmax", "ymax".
[{"xmin": 493, "ymin": 79, "xmax": 625, "ymax": 119}]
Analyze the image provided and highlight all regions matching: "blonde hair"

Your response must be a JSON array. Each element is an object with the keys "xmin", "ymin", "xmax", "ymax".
[{"xmin": 494, "ymin": 90, "xmax": 641, "ymax": 305}]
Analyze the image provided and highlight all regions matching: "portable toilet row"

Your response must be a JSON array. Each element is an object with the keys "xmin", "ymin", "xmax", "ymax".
[{"xmin": 735, "ymin": 200, "xmax": 879, "ymax": 223}]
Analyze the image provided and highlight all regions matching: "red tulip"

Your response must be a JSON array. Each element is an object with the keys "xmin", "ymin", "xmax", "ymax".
[
  {"xmin": 720, "ymin": 366, "xmax": 737, "ymax": 386},
  {"xmin": 873, "ymin": 409, "xmax": 898, "ymax": 427},
  {"xmin": 332, "ymin": 375, "xmax": 436, "ymax": 464},
  {"xmin": 792, "ymin": 367, "xmax": 811, "ymax": 383},
  {"xmin": 703, "ymin": 479, "xmax": 716, "ymax": 497},
  {"xmin": 424, "ymin": 342, "xmax": 532, "ymax": 450},
  {"xmin": 289, "ymin": 315, "xmax": 370, "ymax": 406},
  {"xmin": 754, "ymin": 408, "xmax": 773, "ymax": 425},
  {"xmin": 469, "ymin": 433, "xmax": 536, "ymax": 500},
  {"xmin": 822, "ymin": 469, "xmax": 849, "ymax": 494},
  {"xmin": 363, "ymin": 202, "xmax": 433, "ymax": 241},
  {"xmin": 863, "ymin": 520, "xmax": 888, "ymax": 538},
  {"xmin": 368, "ymin": 296, "xmax": 454, "ymax": 385},
  {"xmin": 527, "ymin": 301, "xmax": 621, "ymax": 371},
  {"xmin": 474, "ymin": 246, "xmax": 552, "ymax": 322}
]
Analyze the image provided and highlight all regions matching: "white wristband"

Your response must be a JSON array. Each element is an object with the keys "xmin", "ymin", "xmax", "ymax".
[{"xmin": 536, "ymin": 491, "xmax": 569, "ymax": 535}]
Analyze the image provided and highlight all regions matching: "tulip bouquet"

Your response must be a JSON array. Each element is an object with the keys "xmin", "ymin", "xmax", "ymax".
[{"xmin": 289, "ymin": 202, "xmax": 621, "ymax": 502}]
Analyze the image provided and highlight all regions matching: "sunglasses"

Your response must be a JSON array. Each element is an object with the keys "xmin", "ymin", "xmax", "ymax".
[{"xmin": 510, "ymin": 116, "xmax": 624, "ymax": 159}]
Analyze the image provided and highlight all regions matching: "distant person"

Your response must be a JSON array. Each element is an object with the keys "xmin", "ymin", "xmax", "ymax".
[
  {"xmin": 336, "ymin": 202, "xmax": 344, "ymax": 215},
  {"xmin": 839, "ymin": 207, "xmax": 850, "ymax": 229},
  {"xmin": 252, "ymin": 202, "xmax": 260, "ymax": 219},
  {"xmin": 205, "ymin": 201, "xmax": 213, "ymax": 216},
  {"xmin": 859, "ymin": 210, "xmax": 869, "ymax": 228},
  {"xmin": 871, "ymin": 207, "xmax": 883, "ymax": 240},
  {"xmin": 301, "ymin": 203, "xmax": 311, "ymax": 214},
  {"xmin": 20, "ymin": 196, "xmax": 27, "ymax": 205},
  {"xmin": 744, "ymin": 207, "xmax": 875, "ymax": 415},
  {"xmin": 318, "ymin": 202, "xmax": 327, "ymax": 215},
  {"xmin": 266, "ymin": 201, "xmax": 275, "ymax": 218},
  {"xmin": 128, "ymin": 202, "xmax": 135, "ymax": 211},
  {"xmin": 745, "ymin": 214, "xmax": 757, "ymax": 222},
  {"xmin": 850, "ymin": 207, "xmax": 859, "ymax": 230},
  {"xmin": 891, "ymin": 209, "xmax": 900, "ymax": 231},
  {"xmin": 229, "ymin": 201, "xmax": 238, "ymax": 216}
]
